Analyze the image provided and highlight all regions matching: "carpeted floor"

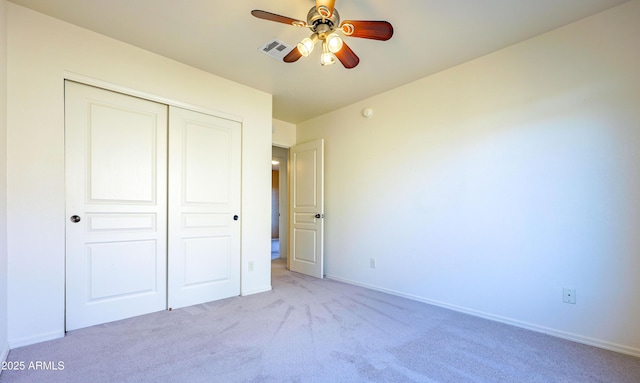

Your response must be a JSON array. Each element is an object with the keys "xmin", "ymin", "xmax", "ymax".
[{"xmin": 1, "ymin": 259, "xmax": 639, "ymax": 382}]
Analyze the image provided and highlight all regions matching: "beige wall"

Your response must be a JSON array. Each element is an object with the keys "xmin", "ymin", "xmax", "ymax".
[
  {"xmin": 298, "ymin": 1, "xmax": 640, "ymax": 356},
  {"xmin": 0, "ymin": 0, "xmax": 9, "ymax": 365},
  {"xmin": 7, "ymin": 3, "xmax": 272, "ymax": 347}
]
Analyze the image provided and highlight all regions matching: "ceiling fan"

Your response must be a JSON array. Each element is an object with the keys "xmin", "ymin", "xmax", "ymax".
[{"xmin": 251, "ymin": 0, "xmax": 393, "ymax": 69}]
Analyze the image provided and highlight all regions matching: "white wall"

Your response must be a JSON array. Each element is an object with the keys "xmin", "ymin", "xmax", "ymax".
[
  {"xmin": 272, "ymin": 118, "xmax": 296, "ymax": 148},
  {"xmin": 0, "ymin": 0, "xmax": 9, "ymax": 366},
  {"xmin": 7, "ymin": 3, "xmax": 272, "ymax": 347},
  {"xmin": 298, "ymin": 0, "xmax": 640, "ymax": 356}
]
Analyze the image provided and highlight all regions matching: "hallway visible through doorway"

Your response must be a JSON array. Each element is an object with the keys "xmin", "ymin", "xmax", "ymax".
[{"xmin": 272, "ymin": 146, "xmax": 289, "ymax": 261}]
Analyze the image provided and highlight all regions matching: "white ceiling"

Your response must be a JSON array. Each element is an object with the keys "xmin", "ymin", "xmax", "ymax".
[{"xmin": 10, "ymin": 0, "xmax": 629, "ymax": 123}]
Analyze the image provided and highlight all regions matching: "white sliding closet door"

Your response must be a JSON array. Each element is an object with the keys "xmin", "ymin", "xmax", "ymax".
[
  {"xmin": 65, "ymin": 82, "xmax": 242, "ymax": 330},
  {"xmin": 65, "ymin": 81, "xmax": 168, "ymax": 331},
  {"xmin": 167, "ymin": 107, "xmax": 241, "ymax": 309}
]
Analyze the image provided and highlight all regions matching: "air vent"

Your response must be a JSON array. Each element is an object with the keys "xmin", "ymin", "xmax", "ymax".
[{"xmin": 258, "ymin": 38, "xmax": 292, "ymax": 60}]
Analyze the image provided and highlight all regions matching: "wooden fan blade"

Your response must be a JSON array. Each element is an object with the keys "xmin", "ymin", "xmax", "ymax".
[
  {"xmin": 316, "ymin": 0, "xmax": 336, "ymax": 17},
  {"xmin": 340, "ymin": 20, "xmax": 394, "ymax": 41},
  {"xmin": 251, "ymin": 10, "xmax": 305, "ymax": 26},
  {"xmin": 283, "ymin": 47, "xmax": 303, "ymax": 63},
  {"xmin": 335, "ymin": 42, "xmax": 360, "ymax": 69}
]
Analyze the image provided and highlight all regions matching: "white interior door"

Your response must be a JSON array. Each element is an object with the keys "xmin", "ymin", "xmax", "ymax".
[
  {"xmin": 65, "ymin": 81, "xmax": 168, "ymax": 331},
  {"xmin": 167, "ymin": 106, "xmax": 241, "ymax": 309},
  {"xmin": 289, "ymin": 139, "xmax": 324, "ymax": 278}
]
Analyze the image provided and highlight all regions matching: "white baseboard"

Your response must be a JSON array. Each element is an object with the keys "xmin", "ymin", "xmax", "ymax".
[
  {"xmin": 241, "ymin": 285, "xmax": 272, "ymax": 296},
  {"xmin": 8, "ymin": 330, "xmax": 64, "ymax": 349},
  {"xmin": 326, "ymin": 274, "xmax": 640, "ymax": 358}
]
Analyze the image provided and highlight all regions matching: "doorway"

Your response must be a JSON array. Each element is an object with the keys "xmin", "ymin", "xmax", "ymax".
[{"xmin": 272, "ymin": 146, "xmax": 289, "ymax": 261}]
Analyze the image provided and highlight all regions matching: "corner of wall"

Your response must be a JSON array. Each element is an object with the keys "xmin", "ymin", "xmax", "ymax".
[{"xmin": 272, "ymin": 118, "xmax": 296, "ymax": 148}]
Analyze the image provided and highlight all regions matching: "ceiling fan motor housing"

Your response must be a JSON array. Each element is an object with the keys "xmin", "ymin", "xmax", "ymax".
[{"xmin": 307, "ymin": 6, "xmax": 340, "ymax": 38}]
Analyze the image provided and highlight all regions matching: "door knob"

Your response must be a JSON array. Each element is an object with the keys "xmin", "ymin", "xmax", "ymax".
[
  {"xmin": 315, "ymin": 213, "xmax": 321, "ymax": 219},
  {"xmin": 233, "ymin": 215, "xmax": 239, "ymax": 221},
  {"xmin": 70, "ymin": 215, "xmax": 81, "ymax": 223}
]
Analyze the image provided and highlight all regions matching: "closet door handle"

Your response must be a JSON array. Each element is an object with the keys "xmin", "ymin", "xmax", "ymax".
[
  {"xmin": 233, "ymin": 215, "xmax": 239, "ymax": 221},
  {"xmin": 70, "ymin": 215, "xmax": 81, "ymax": 223}
]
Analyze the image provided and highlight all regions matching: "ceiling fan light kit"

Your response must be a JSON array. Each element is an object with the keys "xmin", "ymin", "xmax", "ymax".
[
  {"xmin": 251, "ymin": 0, "xmax": 393, "ymax": 69},
  {"xmin": 320, "ymin": 43, "xmax": 336, "ymax": 66},
  {"xmin": 297, "ymin": 34, "xmax": 319, "ymax": 57},
  {"xmin": 326, "ymin": 33, "xmax": 343, "ymax": 53}
]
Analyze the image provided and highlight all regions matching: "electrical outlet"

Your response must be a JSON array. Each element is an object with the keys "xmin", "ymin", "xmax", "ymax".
[
  {"xmin": 563, "ymin": 288, "xmax": 576, "ymax": 304},
  {"xmin": 370, "ymin": 258, "xmax": 376, "ymax": 268},
  {"xmin": 248, "ymin": 261, "xmax": 254, "ymax": 272}
]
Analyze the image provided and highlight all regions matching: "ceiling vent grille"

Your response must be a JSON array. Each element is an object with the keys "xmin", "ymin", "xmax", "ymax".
[{"xmin": 259, "ymin": 38, "xmax": 292, "ymax": 60}]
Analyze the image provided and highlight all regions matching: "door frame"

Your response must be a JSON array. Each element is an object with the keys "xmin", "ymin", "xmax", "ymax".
[{"xmin": 64, "ymin": 72, "xmax": 243, "ymax": 124}]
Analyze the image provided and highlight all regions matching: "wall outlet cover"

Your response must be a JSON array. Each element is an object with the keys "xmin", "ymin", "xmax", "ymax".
[{"xmin": 563, "ymin": 288, "xmax": 576, "ymax": 304}]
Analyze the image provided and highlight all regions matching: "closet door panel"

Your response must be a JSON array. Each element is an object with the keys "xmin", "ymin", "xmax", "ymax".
[
  {"xmin": 65, "ymin": 81, "xmax": 168, "ymax": 331},
  {"xmin": 168, "ymin": 106, "xmax": 241, "ymax": 309}
]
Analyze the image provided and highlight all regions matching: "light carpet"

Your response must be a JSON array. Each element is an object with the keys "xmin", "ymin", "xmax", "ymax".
[{"xmin": 1, "ymin": 259, "xmax": 639, "ymax": 382}]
